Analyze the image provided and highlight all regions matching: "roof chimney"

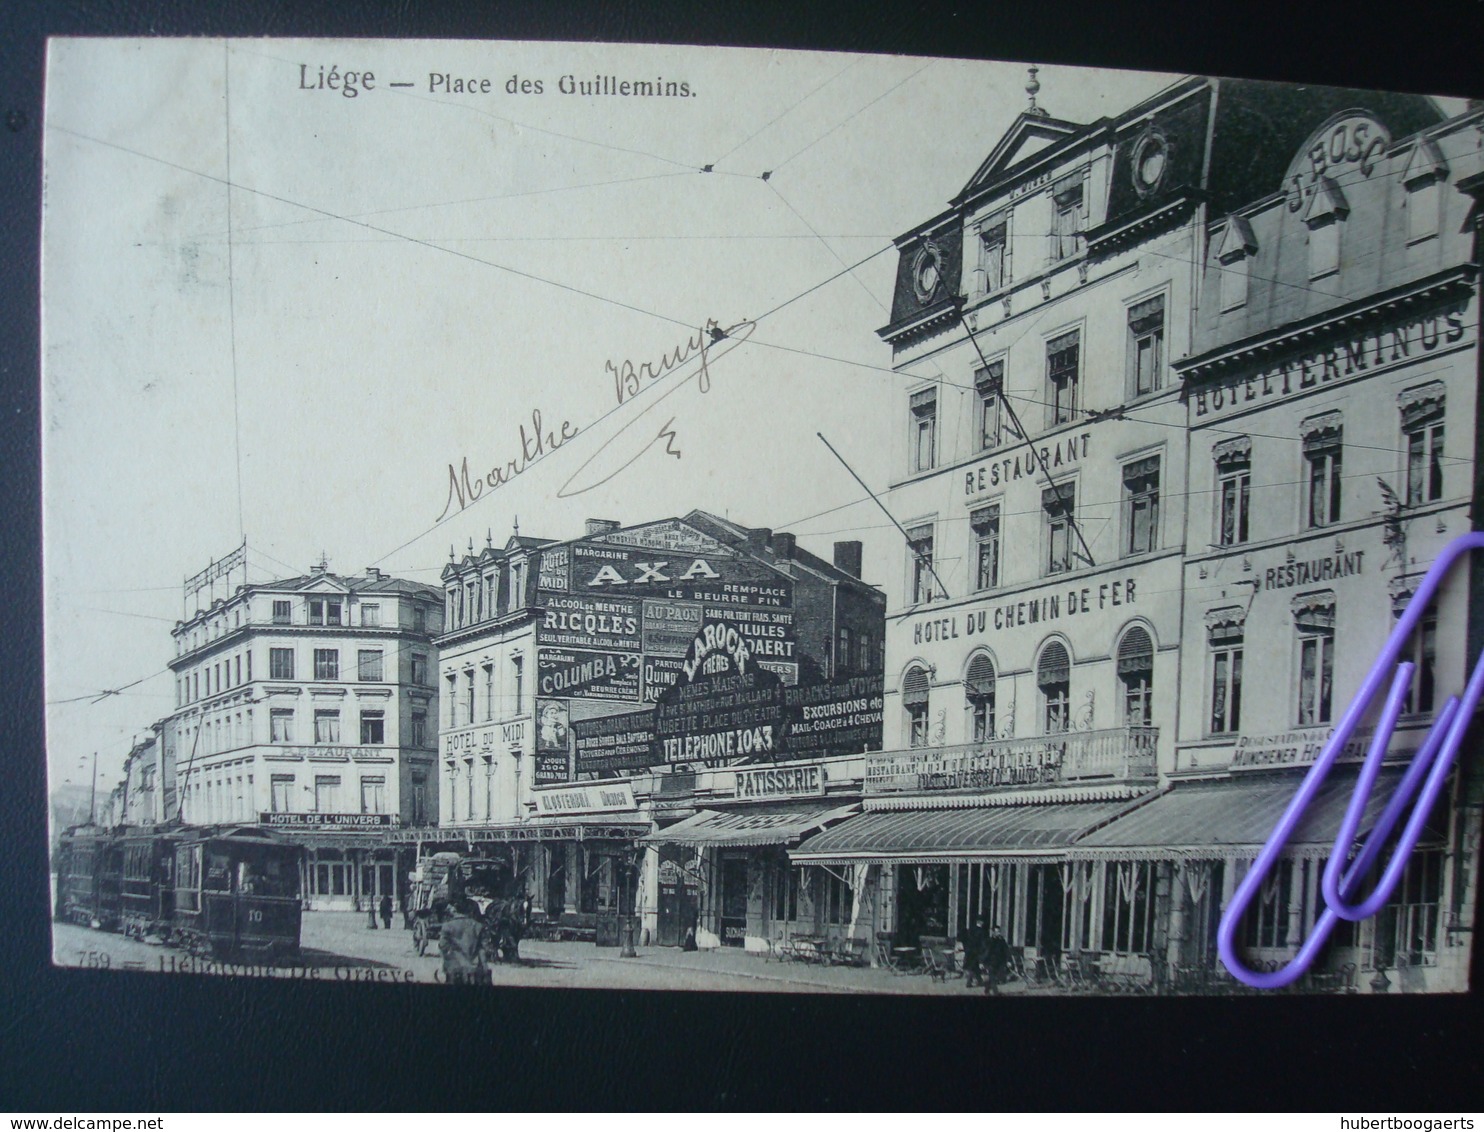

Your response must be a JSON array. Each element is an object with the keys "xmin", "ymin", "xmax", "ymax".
[
  {"xmin": 833, "ymin": 540, "xmax": 863, "ymax": 578},
  {"xmin": 772, "ymin": 532, "xmax": 796, "ymax": 558},
  {"xmin": 585, "ymin": 519, "xmax": 621, "ymax": 536},
  {"xmin": 746, "ymin": 527, "xmax": 773, "ymax": 552},
  {"xmin": 365, "ymin": 567, "xmax": 382, "ymax": 581}
]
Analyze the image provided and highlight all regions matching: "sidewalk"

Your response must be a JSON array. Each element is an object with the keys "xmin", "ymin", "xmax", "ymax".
[{"xmin": 303, "ymin": 912, "xmax": 1017, "ymax": 995}]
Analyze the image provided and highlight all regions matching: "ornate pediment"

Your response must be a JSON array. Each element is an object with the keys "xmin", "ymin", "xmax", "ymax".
[{"xmin": 957, "ymin": 112, "xmax": 1082, "ymax": 202}]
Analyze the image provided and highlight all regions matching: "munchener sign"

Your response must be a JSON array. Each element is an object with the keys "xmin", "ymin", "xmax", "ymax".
[
  {"xmin": 1230, "ymin": 724, "xmax": 1422, "ymax": 770},
  {"xmin": 866, "ymin": 742, "xmax": 1065, "ymax": 794}
]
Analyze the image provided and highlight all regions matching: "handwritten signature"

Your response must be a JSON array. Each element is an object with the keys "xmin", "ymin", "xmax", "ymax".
[
  {"xmin": 608, "ymin": 318, "xmax": 729, "ymax": 405},
  {"xmin": 436, "ymin": 409, "xmax": 579, "ymax": 521},
  {"xmin": 558, "ymin": 317, "xmax": 755, "ymax": 498},
  {"xmin": 434, "ymin": 318, "xmax": 754, "ymax": 519}
]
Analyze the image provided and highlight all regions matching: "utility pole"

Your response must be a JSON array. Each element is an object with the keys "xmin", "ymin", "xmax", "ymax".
[{"xmin": 88, "ymin": 750, "xmax": 98, "ymax": 825}]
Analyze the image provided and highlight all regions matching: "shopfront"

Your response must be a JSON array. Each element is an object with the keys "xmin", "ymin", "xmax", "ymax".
[
  {"xmin": 1070, "ymin": 766, "xmax": 1463, "ymax": 991},
  {"xmin": 256, "ymin": 813, "xmax": 405, "ymax": 912},
  {"xmin": 642, "ymin": 803, "xmax": 859, "ymax": 951},
  {"xmin": 792, "ymin": 797, "xmax": 1150, "ymax": 967}
]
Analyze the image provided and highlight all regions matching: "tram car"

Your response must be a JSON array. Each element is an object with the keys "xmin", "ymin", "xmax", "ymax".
[
  {"xmin": 54, "ymin": 823, "xmax": 305, "ymax": 962},
  {"xmin": 55, "ymin": 824, "xmax": 122, "ymax": 931},
  {"xmin": 118, "ymin": 827, "xmax": 184, "ymax": 940},
  {"xmin": 172, "ymin": 826, "xmax": 304, "ymax": 960}
]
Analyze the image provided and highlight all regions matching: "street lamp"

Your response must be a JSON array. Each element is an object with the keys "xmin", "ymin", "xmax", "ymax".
[{"xmin": 619, "ymin": 849, "xmax": 639, "ymax": 958}]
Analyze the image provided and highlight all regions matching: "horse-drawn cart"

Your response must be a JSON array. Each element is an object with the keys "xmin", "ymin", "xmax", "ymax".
[{"xmin": 407, "ymin": 851, "xmax": 531, "ymax": 964}]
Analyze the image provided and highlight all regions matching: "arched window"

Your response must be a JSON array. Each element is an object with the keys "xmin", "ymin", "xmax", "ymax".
[
  {"xmin": 965, "ymin": 654, "xmax": 997, "ymax": 742},
  {"xmin": 1037, "ymin": 642, "xmax": 1071, "ymax": 734},
  {"xmin": 1118, "ymin": 626, "xmax": 1155, "ymax": 727},
  {"xmin": 903, "ymin": 666, "xmax": 931, "ymax": 748}
]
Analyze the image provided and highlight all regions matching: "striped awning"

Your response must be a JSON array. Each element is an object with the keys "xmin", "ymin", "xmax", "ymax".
[
  {"xmin": 642, "ymin": 804, "xmax": 858, "ymax": 849},
  {"xmin": 1069, "ymin": 769, "xmax": 1432, "ymax": 860},
  {"xmin": 790, "ymin": 798, "xmax": 1140, "ymax": 864}
]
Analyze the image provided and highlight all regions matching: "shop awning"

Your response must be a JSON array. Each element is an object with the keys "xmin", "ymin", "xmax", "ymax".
[
  {"xmin": 641, "ymin": 804, "xmax": 858, "ymax": 849},
  {"xmin": 790, "ymin": 798, "xmax": 1140, "ymax": 864},
  {"xmin": 1069, "ymin": 769, "xmax": 1435, "ymax": 859}
]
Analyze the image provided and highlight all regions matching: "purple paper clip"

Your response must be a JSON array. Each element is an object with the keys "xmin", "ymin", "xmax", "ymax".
[{"xmin": 1217, "ymin": 532, "xmax": 1484, "ymax": 989}]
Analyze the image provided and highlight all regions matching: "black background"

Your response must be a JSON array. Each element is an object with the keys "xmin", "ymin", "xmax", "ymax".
[{"xmin": 3, "ymin": 0, "xmax": 1483, "ymax": 1112}]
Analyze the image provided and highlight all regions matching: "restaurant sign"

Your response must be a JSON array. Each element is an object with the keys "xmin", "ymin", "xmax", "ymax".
[
  {"xmin": 1230, "ymin": 724, "xmax": 1422, "ymax": 770},
  {"xmin": 532, "ymin": 781, "xmax": 637, "ymax": 815},
  {"xmin": 866, "ymin": 741, "xmax": 1065, "ymax": 795},
  {"xmin": 259, "ymin": 812, "xmax": 398, "ymax": 829}
]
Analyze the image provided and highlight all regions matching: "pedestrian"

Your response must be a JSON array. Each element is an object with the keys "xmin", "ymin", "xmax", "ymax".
[
  {"xmin": 438, "ymin": 900, "xmax": 489, "ymax": 986},
  {"xmin": 379, "ymin": 893, "xmax": 393, "ymax": 931},
  {"xmin": 984, "ymin": 923, "xmax": 1011, "ymax": 995},
  {"xmin": 960, "ymin": 915, "xmax": 989, "ymax": 989}
]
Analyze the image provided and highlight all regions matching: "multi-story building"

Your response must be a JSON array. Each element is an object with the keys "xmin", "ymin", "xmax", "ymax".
[
  {"xmin": 115, "ymin": 734, "xmax": 159, "ymax": 827},
  {"xmin": 1081, "ymin": 99, "xmax": 1484, "ymax": 992},
  {"xmin": 167, "ymin": 560, "xmax": 443, "ymax": 910},
  {"xmin": 793, "ymin": 73, "xmax": 1473, "ymax": 990},
  {"xmin": 412, "ymin": 511, "xmax": 885, "ymax": 951}
]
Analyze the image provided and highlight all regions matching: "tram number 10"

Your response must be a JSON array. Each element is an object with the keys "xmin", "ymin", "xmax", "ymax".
[{"xmin": 248, "ymin": 909, "xmax": 264, "ymax": 923}]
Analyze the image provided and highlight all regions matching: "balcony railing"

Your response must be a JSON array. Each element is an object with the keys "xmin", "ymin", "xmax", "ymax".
[{"xmin": 865, "ymin": 727, "xmax": 1158, "ymax": 796}]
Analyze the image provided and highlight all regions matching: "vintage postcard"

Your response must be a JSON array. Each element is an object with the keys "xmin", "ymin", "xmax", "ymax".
[{"xmin": 42, "ymin": 38, "xmax": 1484, "ymax": 995}]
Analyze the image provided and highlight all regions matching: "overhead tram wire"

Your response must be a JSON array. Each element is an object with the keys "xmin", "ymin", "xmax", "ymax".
[
  {"xmin": 742, "ymin": 319, "xmax": 1482, "ymax": 466},
  {"xmin": 367, "ymin": 239, "xmax": 900, "ymax": 568},
  {"xmin": 224, "ymin": 42, "xmax": 245, "ymax": 544},
  {"xmin": 54, "ymin": 122, "xmax": 1480, "ymax": 704},
  {"xmin": 818, "ymin": 432, "xmax": 953, "ymax": 605},
  {"xmin": 228, "ymin": 171, "xmax": 700, "ymax": 240},
  {"xmin": 708, "ymin": 55, "xmax": 865, "ymax": 169},
  {"xmin": 49, "ymin": 125, "xmax": 700, "ymax": 336},
  {"xmin": 767, "ymin": 60, "xmax": 936, "ymax": 176},
  {"xmin": 784, "ymin": 457, "xmax": 1442, "ymax": 540}
]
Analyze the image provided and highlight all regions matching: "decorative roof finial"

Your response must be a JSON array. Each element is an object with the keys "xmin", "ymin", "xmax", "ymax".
[
  {"xmin": 513, "ymin": 515, "xmax": 520, "ymax": 538},
  {"xmin": 317, "ymin": 550, "xmax": 329, "ymax": 571},
  {"xmin": 486, "ymin": 528, "xmax": 494, "ymax": 549},
  {"xmin": 449, "ymin": 543, "xmax": 455, "ymax": 563},
  {"xmin": 1026, "ymin": 65, "xmax": 1048, "ymax": 118},
  {"xmin": 468, "ymin": 537, "xmax": 474, "ymax": 556}
]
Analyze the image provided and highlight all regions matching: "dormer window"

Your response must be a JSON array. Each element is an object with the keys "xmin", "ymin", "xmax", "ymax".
[
  {"xmin": 1217, "ymin": 215, "xmax": 1258, "ymax": 313},
  {"xmin": 1402, "ymin": 138, "xmax": 1449, "ymax": 245},
  {"xmin": 1303, "ymin": 176, "xmax": 1349, "ymax": 281},
  {"xmin": 1050, "ymin": 175, "xmax": 1086, "ymax": 262},
  {"xmin": 909, "ymin": 388, "xmax": 937, "ymax": 473},
  {"xmin": 976, "ymin": 219, "xmax": 1008, "ymax": 294},
  {"xmin": 509, "ymin": 559, "xmax": 527, "ymax": 610}
]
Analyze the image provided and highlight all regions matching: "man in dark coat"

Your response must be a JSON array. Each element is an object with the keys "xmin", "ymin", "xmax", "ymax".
[
  {"xmin": 960, "ymin": 915, "xmax": 989, "ymax": 988},
  {"xmin": 379, "ymin": 894, "xmax": 393, "ymax": 930},
  {"xmin": 438, "ymin": 901, "xmax": 489, "ymax": 986},
  {"xmin": 983, "ymin": 923, "xmax": 1012, "ymax": 995}
]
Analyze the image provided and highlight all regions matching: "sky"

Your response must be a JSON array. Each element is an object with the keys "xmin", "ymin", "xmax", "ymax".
[{"xmin": 41, "ymin": 38, "xmax": 1222, "ymax": 795}]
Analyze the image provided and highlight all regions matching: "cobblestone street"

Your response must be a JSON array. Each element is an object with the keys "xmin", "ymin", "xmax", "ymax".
[{"xmin": 55, "ymin": 914, "xmax": 1016, "ymax": 995}]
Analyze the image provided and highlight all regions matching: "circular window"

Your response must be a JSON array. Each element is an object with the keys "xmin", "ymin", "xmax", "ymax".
[
  {"xmin": 1132, "ymin": 131, "xmax": 1168, "ymax": 196},
  {"xmin": 911, "ymin": 242, "xmax": 943, "ymax": 304}
]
